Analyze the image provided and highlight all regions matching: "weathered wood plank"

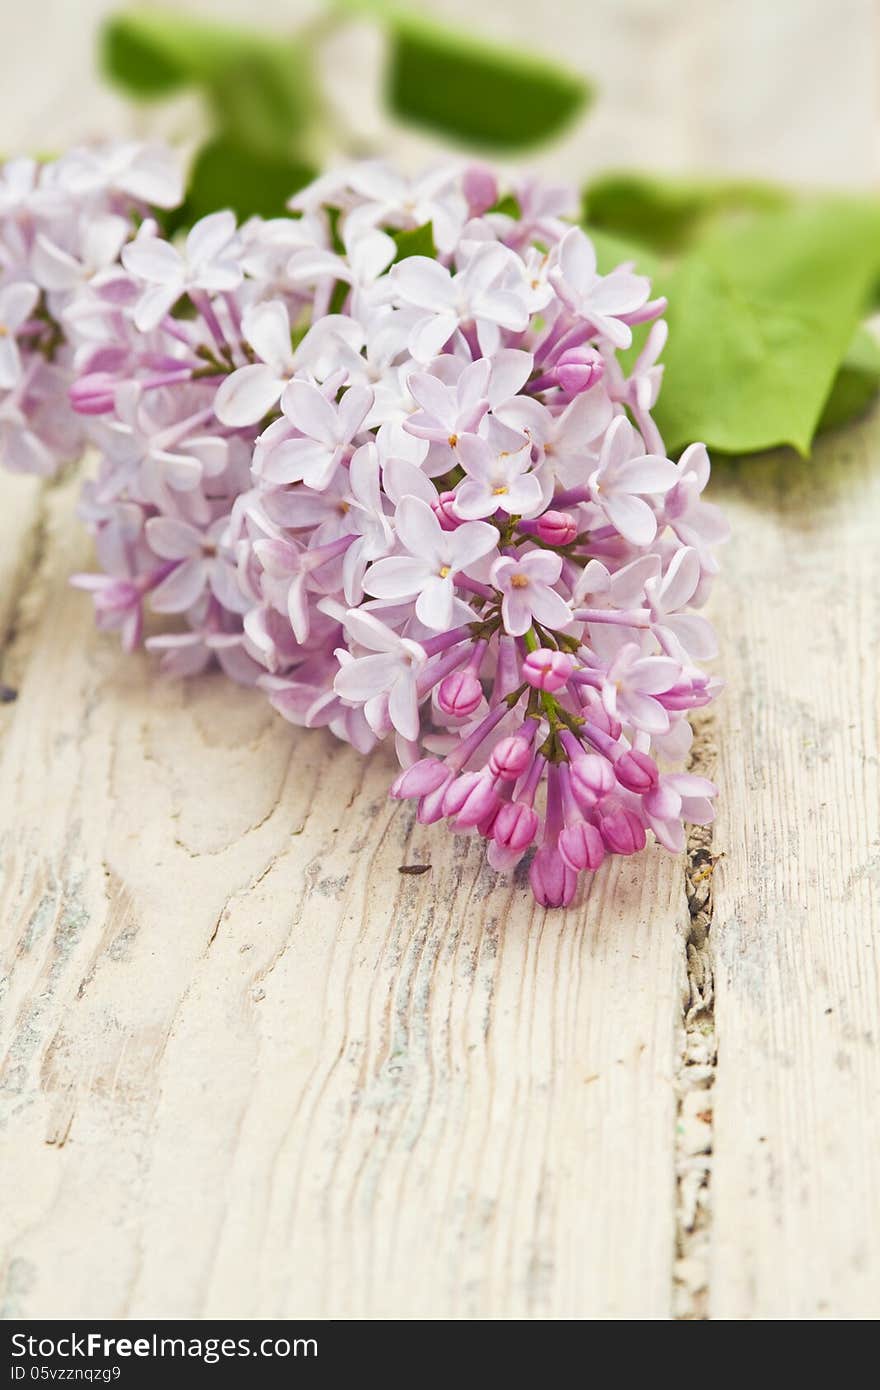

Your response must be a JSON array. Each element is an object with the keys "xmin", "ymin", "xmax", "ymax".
[
  {"xmin": 2, "ymin": 0, "xmax": 879, "ymax": 1324},
  {"xmin": 708, "ymin": 416, "xmax": 880, "ymax": 1319},
  {"xmin": 0, "ymin": 476, "xmax": 688, "ymax": 1319}
]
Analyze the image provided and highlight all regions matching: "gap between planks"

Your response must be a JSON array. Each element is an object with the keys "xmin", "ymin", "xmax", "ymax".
[{"xmin": 673, "ymin": 712, "xmax": 720, "ymax": 1320}]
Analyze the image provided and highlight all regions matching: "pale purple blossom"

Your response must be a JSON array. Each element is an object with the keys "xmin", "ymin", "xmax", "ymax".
[
  {"xmin": 491, "ymin": 550, "xmax": 573, "ymax": 636},
  {"xmin": 364, "ymin": 495, "xmax": 497, "ymax": 630},
  {"xmin": 334, "ymin": 610, "xmax": 427, "ymax": 741},
  {"xmin": 0, "ymin": 148, "xmax": 725, "ymax": 908},
  {"xmin": 588, "ymin": 415, "xmax": 679, "ymax": 545},
  {"xmin": 551, "ymin": 226, "xmax": 652, "ymax": 349},
  {"xmin": 122, "ymin": 211, "xmax": 242, "ymax": 330}
]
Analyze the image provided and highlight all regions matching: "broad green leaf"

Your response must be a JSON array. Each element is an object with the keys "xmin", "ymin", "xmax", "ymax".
[
  {"xmin": 180, "ymin": 137, "xmax": 315, "ymax": 226},
  {"xmin": 653, "ymin": 201, "xmax": 880, "ymax": 456},
  {"xmin": 102, "ymin": 13, "xmax": 315, "ymax": 157},
  {"xmin": 205, "ymin": 46, "xmax": 316, "ymax": 157},
  {"xmin": 392, "ymin": 221, "xmax": 436, "ymax": 261},
  {"xmin": 335, "ymin": 1, "xmax": 590, "ymax": 149},
  {"xmin": 101, "ymin": 12, "xmax": 261, "ymax": 95},
  {"xmin": 584, "ymin": 171, "xmax": 789, "ymax": 255},
  {"xmin": 818, "ymin": 325, "xmax": 880, "ymax": 433}
]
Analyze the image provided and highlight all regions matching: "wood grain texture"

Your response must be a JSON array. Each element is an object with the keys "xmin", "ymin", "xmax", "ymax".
[
  {"xmin": 2, "ymin": 0, "xmax": 880, "ymax": 1323},
  {"xmin": 708, "ymin": 420, "xmax": 880, "ymax": 1320},
  {"xmin": 0, "ymin": 479, "xmax": 687, "ymax": 1319}
]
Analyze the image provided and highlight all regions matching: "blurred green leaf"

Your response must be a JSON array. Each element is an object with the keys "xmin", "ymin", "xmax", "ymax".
[
  {"xmin": 336, "ymin": 1, "xmax": 590, "ymax": 149},
  {"xmin": 179, "ymin": 137, "xmax": 316, "ymax": 226},
  {"xmin": 584, "ymin": 171, "xmax": 789, "ymax": 255},
  {"xmin": 205, "ymin": 46, "xmax": 316, "ymax": 157},
  {"xmin": 819, "ymin": 325, "xmax": 880, "ymax": 433},
  {"xmin": 653, "ymin": 201, "xmax": 880, "ymax": 456},
  {"xmin": 102, "ymin": 12, "xmax": 316, "ymax": 158},
  {"xmin": 102, "ymin": 12, "xmax": 260, "ymax": 95},
  {"xmin": 392, "ymin": 221, "xmax": 436, "ymax": 261},
  {"xmin": 489, "ymin": 193, "xmax": 522, "ymax": 219}
]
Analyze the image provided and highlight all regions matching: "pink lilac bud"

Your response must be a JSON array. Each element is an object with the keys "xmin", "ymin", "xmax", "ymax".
[
  {"xmin": 432, "ymin": 491, "xmax": 460, "ymax": 531},
  {"xmin": 443, "ymin": 770, "xmax": 499, "ymax": 828},
  {"xmin": 535, "ymin": 510, "xmax": 578, "ymax": 546},
  {"xmin": 587, "ymin": 703, "xmax": 620, "ymax": 738},
  {"xmin": 523, "ymin": 648, "xmax": 574, "ymax": 693},
  {"xmin": 438, "ymin": 667, "xmax": 482, "ymax": 717},
  {"xmin": 492, "ymin": 800, "xmax": 539, "ymax": 853},
  {"xmin": 596, "ymin": 798, "xmax": 646, "ymax": 855},
  {"xmin": 529, "ymin": 845, "xmax": 578, "ymax": 908},
  {"xmin": 70, "ymin": 372, "xmax": 117, "ymax": 415},
  {"xmin": 390, "ymin": 758, "xmax": 449, "ymax": 799},
  {"xmin": 463, "ymin": 163, "xmax": 498, "ymax": 216},
  {"xmin": 615, "ymin": 749, "xmax": 659, "ymax": 793},
  {"xmin": 559, "ymin": 820, "xmax": 606, "ymax": 873},
  {"xmin": 489, "ymin": 734, "xmax": 533, "ymax": 780},
  {"xmin": 556, "ymin": 346, "xmax": 604, "ymax": 397},
  {"xmin": 569, "ymin": 751, "xmax": 616, "ymax": 803},
  {"xmin": 416, "ymin": 775, "xmax": 456, "ymax": 825}
]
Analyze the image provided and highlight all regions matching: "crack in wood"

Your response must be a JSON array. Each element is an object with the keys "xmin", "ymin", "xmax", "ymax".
[{"xmin": 673, "ymin": 713, "xmax": 720, "ymax": 1320}]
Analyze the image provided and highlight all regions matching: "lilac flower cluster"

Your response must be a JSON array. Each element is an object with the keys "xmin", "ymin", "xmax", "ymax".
[{"xmin": 1, "ymin": 147, "xmax": 728, "ymax": 908}]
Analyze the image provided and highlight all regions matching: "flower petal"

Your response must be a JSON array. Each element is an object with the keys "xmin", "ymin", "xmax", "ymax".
[
  {"xmin": 145, "ymin": 516, "xmax": 201, "ymax": 559},
  {"xmin": 601, "ymin": 491, "xmax": 657, "ymax": 545},
  {"xmin": 214, "ymin": 364, "xmax": 284, "ymax": 427},
  {"xmin": 364, "ymin": 555, "xmax": 430, "ymax": 599},
  {"xmin": 150, "ymin": 558, "xmax": 206, "ymax": 613},
  {"xmin": 415, "ymin": 574, "xmax": 454, "ymax": 630}
]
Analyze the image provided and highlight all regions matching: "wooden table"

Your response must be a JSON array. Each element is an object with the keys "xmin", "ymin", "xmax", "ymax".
[{"xmin": 1, "ymin": 0, "xmax": 879, "ymax": 1321}]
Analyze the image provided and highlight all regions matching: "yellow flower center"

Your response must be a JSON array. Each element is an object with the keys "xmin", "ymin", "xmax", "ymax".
[
  {"xmin": 510, "ymin": 573, "xmax": 530, "ymax": 589},
  {"xmin": 439, "ymin": 565, "xmax": 451, "ymax": 579},
  {"xmin": 492, "ymin": 485, "xmax": 509, "ymax": 495}
]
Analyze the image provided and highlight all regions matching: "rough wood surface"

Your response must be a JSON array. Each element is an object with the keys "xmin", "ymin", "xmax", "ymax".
[
  {"xmin": 708, "ymin": 426, "xmax": 880, "ymax": 1320},
  {"xmin": 1, "ymin": 0, "xmax": 879, "ymax": 1322},
  {"xmin": 0, "ymin": 478, "xmax": 687, "ymax": 1320}
]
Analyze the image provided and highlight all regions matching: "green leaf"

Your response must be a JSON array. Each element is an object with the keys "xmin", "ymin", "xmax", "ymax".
[
  {"xmin": 584, "ymin": 172, "xmax": 789, "ymax": 256},
  {"xmin": 653, "ymin": 201, "xmax": 880, "ymax": 456},
  {"xmin": 102, "ymin": 12, "xmax": 316, "ymax": 157},
  {"xmin": 818, "ymin": 325, "xmax": 880, "ymax": 433},
  {"xmin": 205, "ymin": 46, "xmax": 316, "ymax": 158},
  {"xmin": 392, "ymin": 221, "xmax": 436, "ymax": 261},
  {"xmin": 179, "ymin": 137, "xmax": 316, "ymax": 226},
  {"xmin": 335, "ymin": 1, "xmax": 590, "ymax": 149},
  {"xmin": 101, "ymin": 12, "xmax": 258, "ymax": 95},
  {"xmin": 489, "ymin": 194, "xmax": 522, "ymax": 219}
]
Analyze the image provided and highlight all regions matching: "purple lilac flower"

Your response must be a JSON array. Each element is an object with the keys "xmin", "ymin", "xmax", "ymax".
[{"xmin": 0, "ymin": 150, "xmax": 726, "ymax": 907}]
